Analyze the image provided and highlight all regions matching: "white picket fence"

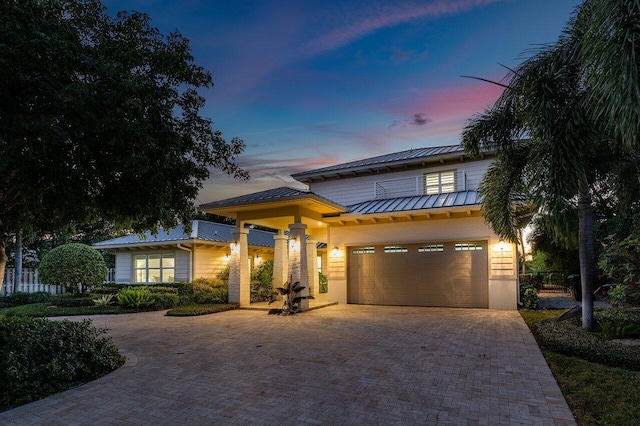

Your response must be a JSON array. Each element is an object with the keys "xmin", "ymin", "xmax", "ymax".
[{"xmin": 1, "ymin": 268, "xmax": 116, "ymax": 296}]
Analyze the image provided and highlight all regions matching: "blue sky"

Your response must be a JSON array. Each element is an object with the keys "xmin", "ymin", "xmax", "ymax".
[{"xmin": 102, "ymin": 0, "xmax": 579, "ymax": 202}]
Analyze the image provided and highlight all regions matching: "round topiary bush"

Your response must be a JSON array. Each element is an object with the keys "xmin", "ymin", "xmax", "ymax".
[{"xmin": 39, "ymin": 243, "xmax": 107, "ymax": 295}]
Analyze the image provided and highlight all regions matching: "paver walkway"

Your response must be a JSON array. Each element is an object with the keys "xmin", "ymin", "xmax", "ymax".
[{"xmin": 1, "ymin": 305, "xmax": 575, "ymax": 425}]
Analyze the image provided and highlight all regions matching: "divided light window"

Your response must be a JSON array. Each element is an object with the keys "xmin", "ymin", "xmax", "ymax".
[
  {"xmin": 384, "ymin": 246, "xmax": 408, "ymax": 253},
  {"xmin": 455, "ymin": 243, "xmax": 483, "ymax": 251},
  {"xmin": 352, "ymin": 247, "xmax": 375, "ymax": 254},
  {"xmin": 134, "ymin": 254, "xmax": 175, "ymax": 283},
  {"xmin": 425, "ymin": 170, "xmax": 456, "ymax": 195},
  {"xmin": 418, "ymin": 244, "xmax": 444, "ymax": 252}
]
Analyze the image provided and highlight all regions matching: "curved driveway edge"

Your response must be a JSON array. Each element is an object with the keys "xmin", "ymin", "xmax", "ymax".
[{"xmin": 0, "ymin": 305, "xmax": 575, "ymax": 425}]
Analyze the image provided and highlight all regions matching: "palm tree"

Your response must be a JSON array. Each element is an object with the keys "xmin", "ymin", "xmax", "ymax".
[
  {"xmin": 464, "ymin": 0, "xmax": 640, "ymax": 329},
  {"xmin": 463, "ymin": 8, "xmax": 604, "ymax": 329}
]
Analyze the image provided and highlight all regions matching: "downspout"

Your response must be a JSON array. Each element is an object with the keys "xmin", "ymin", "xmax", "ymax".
[{"xmin": 176, "ymin": 244, "xmax": 193, "ymax": 282}]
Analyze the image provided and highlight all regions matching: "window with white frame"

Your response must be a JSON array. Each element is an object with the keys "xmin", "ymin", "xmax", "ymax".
[
  {"xmin": 425, "ymin": 170, "xmax": 456, "ymax": 195},
  {"xmin": 134, "ymin": 254, "xmax": 175, "ymax": 283}
]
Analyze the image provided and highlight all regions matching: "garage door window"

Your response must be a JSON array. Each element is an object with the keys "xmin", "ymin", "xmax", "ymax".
[
  {"xmin": 455, "ymin": 243, "xmax": 483, "ymax": 251},
  {"xmin": 353, "ymin": 247, "xmax": 375, "ymax": 254},
  {"xmin": 384, "ymin": 246, "xmax": 408, "ymax": 253},
  {"xmin": 418, "ymin": 244, "xmax": 444, "ymax": 252}
]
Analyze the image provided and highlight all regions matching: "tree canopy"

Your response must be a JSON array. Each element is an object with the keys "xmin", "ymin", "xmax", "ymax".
[{"xmin": 0, "ymin": 0, "xmax": 248, "ymax": 284}]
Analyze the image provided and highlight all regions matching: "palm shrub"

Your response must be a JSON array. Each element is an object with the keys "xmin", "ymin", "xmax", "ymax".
[
  {"xmin": 38, "ymin": 243, "xmax": 107, "ymax": 295},
  {"xmin": 117, "ymin": 287, "xmax": 153, "ymax": 309},
  {"xmin": 268, "ymin": 280, "xmax": 314, "ymax": 315}
]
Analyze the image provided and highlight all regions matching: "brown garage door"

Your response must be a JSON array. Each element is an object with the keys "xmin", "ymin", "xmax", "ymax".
[{"xmin": 347, "ymin": 242, "xmax": 488, "ymax": 308}]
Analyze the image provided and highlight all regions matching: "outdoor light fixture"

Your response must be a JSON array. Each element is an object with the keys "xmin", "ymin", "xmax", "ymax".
[
  {"xmin": 223, "ymin": 253, "xmax": 231, "ymax": 262},
  {"xmin": 331, "ymin": 245, "xmax": 340, "ymax": 257},
  {"xmin": 230, "ymin": 241, "xmax": 240, "ymax": 254},
  {"xmin": 255, "ymin": 255, "xmax": 262, "ymax": 265},
  {"xmin": 289, "ymin": 237, "xmax": 300, "ymax": 251},
  {"xmin": 498, "ymin": 240, "xmax": 506, "ymax": 251}
]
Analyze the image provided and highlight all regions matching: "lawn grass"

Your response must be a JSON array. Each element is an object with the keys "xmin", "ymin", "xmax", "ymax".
[
  {"xmin": 165, "ymin": 303, "xmax": 238, "ymax": 316},
  {"xmin": 520, "ymin": 309, "xmax": 640, "ymax": 425}
]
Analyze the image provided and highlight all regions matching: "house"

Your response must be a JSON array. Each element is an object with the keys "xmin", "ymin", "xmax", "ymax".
[
  {"xmin": 93, "ymin": 220, "xmax": 277, "ymax": 283},
  {"xmin": 97, "ymin": 144, "xmax": 517, "ymax": 309},
  {"xmin": 201, "ymin": 144, "xmax": 517, "ymax": 310}
]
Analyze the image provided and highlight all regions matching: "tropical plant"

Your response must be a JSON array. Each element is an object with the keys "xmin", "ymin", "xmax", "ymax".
[
  {"xmin": 38, "ymin": 243, "xmax": 107, "ymax": 295},
  {"xmin": 607, "ymin": 285, "xmax": 628, "ymax": 308},
  {"xmin": 462, "ymin": 0, "xmax": 640, "ymax": 329},
  {"xmin": 598, "ymin": 228, "xmax": 640, "ymax": 288},
  {"xmin": 268, "ymin": 280, "xmax": 314, "ymax": 315},
  {"xmin": 117, "ymin": 288, "xmax": 153, "ymax": 309},
  {"xmin": 599, "ymin": 321, "xmax": 640, "ymax": 340},
  {"xmin": 92, "ymin": 294, "xmax": 114, "ymax": 307},
  {"xmin": 319, "ymin": 272, "xmax": 328, "ymax": 294}
]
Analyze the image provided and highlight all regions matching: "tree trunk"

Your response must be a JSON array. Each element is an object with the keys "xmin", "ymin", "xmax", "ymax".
[
  {"xmin": 578, "ymin": 190, "xmax": 595, "ymax": 329},
  {"xmin": 14, "ymin": 230, "xmax": 22, "ymax": 293},
  {"xmin": 0, "ymin": 243, "xmax": 6, "ymax": 294}
]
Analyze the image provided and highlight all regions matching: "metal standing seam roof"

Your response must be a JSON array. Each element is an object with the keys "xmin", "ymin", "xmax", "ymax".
[
  {"xmin": 347, "ymin": 191, "xmax": 482, "ymax": 215},
  {"xmin": 291, "ymin": 145, "xmax": 465, "ymax": 180},
  {"xmin": 93, "ymin": 220, "xmax": 276, "ymax": 248},
  {"xmin": 199, "ymin": 186, "xmax": 344, "ymax": 209}
]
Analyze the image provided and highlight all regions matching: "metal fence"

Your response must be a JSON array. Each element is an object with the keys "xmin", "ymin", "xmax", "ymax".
[
  {"xmin": 1, "ymin": 268, "xmax": 116, "ymax": 296},
  {"xmin": 519, "ymin": 271, "xmax": 571, "ymax": 293}
]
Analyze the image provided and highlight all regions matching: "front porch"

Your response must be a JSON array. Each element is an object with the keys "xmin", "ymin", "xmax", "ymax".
[{"xmin": 199, "ymin": 187, "xmax": 347, "ymax": 310}]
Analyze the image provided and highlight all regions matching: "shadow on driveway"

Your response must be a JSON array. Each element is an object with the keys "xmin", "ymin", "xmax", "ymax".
[{"xmin": 0, "ymin": 305, "xmax": 575, "ymax": 425}]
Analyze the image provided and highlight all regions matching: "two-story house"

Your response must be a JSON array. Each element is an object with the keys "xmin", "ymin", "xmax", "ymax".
[{"xmin": 96, "ymin": 144, "xmax": 517, "ymax": 309}]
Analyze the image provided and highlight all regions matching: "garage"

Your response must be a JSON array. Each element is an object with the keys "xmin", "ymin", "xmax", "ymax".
[{"xmin": 347, "ymin": 241, "xmax": 488, "ymax": 308}]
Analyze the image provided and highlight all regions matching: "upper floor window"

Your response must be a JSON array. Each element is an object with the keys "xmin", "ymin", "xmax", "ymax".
[
  {"xmin": 134, "ymin": 254, "xmax": 175, "ymax": 283},
  {"xmin": 425, "ymin": 170, "xmax": 456, "ymax": 195}
]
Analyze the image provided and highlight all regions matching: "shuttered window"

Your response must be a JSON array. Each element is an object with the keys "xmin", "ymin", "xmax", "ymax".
[{"xmin": 425, "ymin": 170, "xmax": 456, "ymax": 194}]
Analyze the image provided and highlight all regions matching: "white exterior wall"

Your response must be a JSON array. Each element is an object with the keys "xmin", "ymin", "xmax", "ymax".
[
  {"xmin": 326, "ymin": 216, "xmax": 517, "ymax": 310},
  {"xmin": 309, "ymin": 158, "xmax": 492, "ymax": 206}
]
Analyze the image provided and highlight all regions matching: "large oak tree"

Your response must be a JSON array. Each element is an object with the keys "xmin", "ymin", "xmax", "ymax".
[{"xmin": 0, "ymin": 0, "xmax": 248, "ymax": 287}]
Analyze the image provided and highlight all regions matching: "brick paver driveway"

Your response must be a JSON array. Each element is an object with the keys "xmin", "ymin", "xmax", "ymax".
[{"xmin": 1, "ymin": 305, "xmax": 575, "ymax": 425}]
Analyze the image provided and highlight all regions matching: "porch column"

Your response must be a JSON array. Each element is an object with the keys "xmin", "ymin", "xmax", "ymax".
[
  {"xmin": 229, "ymin": 228, "xmax": 250, "ymax": 307},
  {"xmin": 272, "ymin": 231, "xmax": 288, "ymax": 290},
  {"xmin": 288, "ymin": 223, "xmax": 309, "ymax": 311},
  {"xmin": 306, "ymin": 239, "xmax": 318, "ymax": 298}
]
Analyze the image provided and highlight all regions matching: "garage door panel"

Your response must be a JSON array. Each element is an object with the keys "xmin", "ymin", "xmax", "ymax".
[{"xmin": 348, "ymin": 241, "xmax": 488, "ymax": 308}]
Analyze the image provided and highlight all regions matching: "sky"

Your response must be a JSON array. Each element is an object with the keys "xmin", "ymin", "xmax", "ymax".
[{"xmin": 101, "ymin": 0, "xmax": 580, "ymax": 203}]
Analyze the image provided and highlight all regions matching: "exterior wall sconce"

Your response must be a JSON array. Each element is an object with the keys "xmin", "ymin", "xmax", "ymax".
[
  {"xmin": 230, "ymin": 241, "xmax": 240, "ymax": 254},
  {"xmin": 498, "ymin": 240, "xmax": 506, "ymax": 251},
  {"xmin": 289, "ymin": 237, "xmax": 300, "ymax": 251},
  {"xmin": 223, "ymin": 253, "xmax": 231, "ymax": 262},
  {"xmin": 255, "ymin": 255, "xmax": 262, "ymax": 265},
  {"xmin": 330, "ymin": 245, "xmax": 341, "ymax": 257}
]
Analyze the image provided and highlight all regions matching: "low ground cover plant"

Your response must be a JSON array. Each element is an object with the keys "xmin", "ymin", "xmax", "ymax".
[
  {"xmin": 165, "ymin": 303, "xmax": 238, "ymax": 316},
  {"xmin": 0, "ymin": 316, "xmax": 124, "ymax": 411}
]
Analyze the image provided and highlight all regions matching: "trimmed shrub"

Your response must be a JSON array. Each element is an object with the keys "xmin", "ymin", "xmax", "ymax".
[
  {"xmin": 520, "ymin": 285, "xmax": 539, "ymax": 310},
  {"xmin": 39, "ymin": 243, "xmax": 107, "ymax": 295},
  {"xmin": 0, "ymin": 316, "xmax": 124, "ymax": 410},
  {"xmin": 166, "ymin": 303, "xmax": 237, "ymax": 317},
  {"xmin": 535, "ymin": 320, "xmax": 640, "ymax": 371},
  {"xmin": 193, "ymin": 287, "xmax": 228, "ymax": 304},
  {"xmin": 595, "ymin": 307, "xmax": 640, "ymax": 325},
  {"xmin": 51, "ymin": 294, "xmax": 95, "ymax": 307},
  {"xmin": 3, "ymin": 291, "xmax": 52, "ymax": 306},
  {"xmin": 117, "ymin": 288, "xmax": 153, "ymax": 309},
  {"xmin": 150, "ymin": 293, "xmax": 179, "ymax": 310}
]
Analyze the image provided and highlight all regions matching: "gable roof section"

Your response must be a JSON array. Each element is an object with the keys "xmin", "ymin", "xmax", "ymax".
[
  {"xmin": 93, "ymin": 220, "xmax": 275, "ymax": 249},
  {"xmin": 292, "ymin": 145, "xmax": 469, "ymax": 183},
  {"xmin": 347, "ymin": 190, "xmax": 481, "ymax": 215}
]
